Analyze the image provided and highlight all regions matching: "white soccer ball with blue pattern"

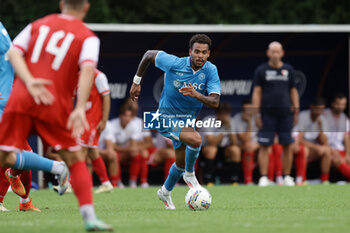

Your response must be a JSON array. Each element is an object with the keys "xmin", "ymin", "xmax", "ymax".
[{"xmin": 185, "ymin": 187, "xmax": 211, "ymax": 211}]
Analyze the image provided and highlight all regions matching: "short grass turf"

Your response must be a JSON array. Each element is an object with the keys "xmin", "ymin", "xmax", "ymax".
[{"xmin": 1, "ymin": 185, "xmax": 350, "ymax": 233}]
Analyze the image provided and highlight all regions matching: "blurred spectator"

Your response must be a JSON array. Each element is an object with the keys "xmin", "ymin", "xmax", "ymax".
[
  {"xmin": 233, "ymin": 99, "xmax": 259, "ymax": 185},
  {"xmin": 149, "ymin": 133, "xmax": 176, "ymax": 181},
  {"xmin": 201, "ymin": 102, "xmax": 241, "ymax": 186},
  {"xmin": 323, "ymin": 93, "xmax": 350, "ymax": 181},
  {"xmin": 100, "ymin": 106, "xmax": 140, "ymax": 187},
  {"xmin": 252, "ymin": 41, "xmax": 299, "ymax": 186},
  {"xmin": 124, "ymin": 98, "xmax": 154, "ymax": 188},
  {"xmin": 297, "ymin": 98, "xmax": 331, "ymax": 183}
]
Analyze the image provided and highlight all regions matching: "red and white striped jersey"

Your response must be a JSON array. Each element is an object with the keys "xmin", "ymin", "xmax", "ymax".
[
  {"xmin": 7, "ymin": 13, "xmax": 100, "ymax": 126},
  {"xmin": 85, "ymin": 69, "xmax": 110, "ymax": 127}
]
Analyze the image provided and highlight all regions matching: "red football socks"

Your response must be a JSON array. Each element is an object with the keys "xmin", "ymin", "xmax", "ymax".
[{"xmin": 92, "ymin": 157, "xmax": 109, "ymax": 183}]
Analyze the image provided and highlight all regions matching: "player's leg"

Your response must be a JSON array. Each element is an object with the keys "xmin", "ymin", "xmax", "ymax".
[
  {"xmin": 139, "ymin": 148, "xmax": 154, "ymax": 188},
  {"xmin": 18, "ymin": 171, "xmax": 40, "ymax": 212},
  {"xmin": 281, "ymin": 143, "xmax": 294, "ymax": 186},
  {"xmin": 149, "ymin": 148, "xmax": 176, "ymax": 181},
  {"xmin": 0, "ymin": 167, "xmax": 10, "ymax": 211},
  {"xmin": 320, "ymin": 146, "xmax": 332, "ymax": 183},
  {"xmin": 177, "ymin": 127, "xmax": 202, "ymax": 188},
  {"xmin": 257, "ymin": 145, "xmax": 271, "ymax": 186},
  {"xmin": 224, "ymin": 145, "xmax": 241, "ymax": 185},
  {"xmin": 241, "ymin": 141, "xmax": 258, "ymax": 184},
  {"xmin": 272, "ymin": 144, "xmax": 283, "ymax": 185},
  {"xmin": 158, "ymin": 143, "xmax": 186, "ymax": 210},
  {"xmin": 307, "ymin": 146, "xmax": 331, "ymax": 183},
  {"xmin": 128, "ymin": 151, "xmax": 142, "ymax": 188},
  {"xmin": 201, "ymin": 145, "xmax": 218, "ymax": 186},
  {"xmin": 294, "ymin": 144, "xmax": 307, "ymax": 185},
  {"xmin": 58, "ymin": 149, "xmax": 100, "ymax": 224},
  {"xmin": 331, "ymin": 149, "xmax": 350, "ymax": 181},
  {"xmin": 35, "ymin": 118, "xmax": 112, "ymax": 230},
  {"xmin": 278, "ymin": 114, "xmax": 295, "ymax": 186},
  {"xmin": 99, "ymin": 149, "xmax": 121, "ymax": 187},
  {"xmin": 87, "ymin": 148, "xmax": 113, "ymax": 193},
  {"xmin": 267, "ymin": 147, "xmax": 276, "ymax": 182},
  {"xmin": 9, "ymin": 150, "xmax": 69, "ymax": 195},
  {"xmin": 257, "ymin": 112, "xmax": 275, "ymax": 186}
]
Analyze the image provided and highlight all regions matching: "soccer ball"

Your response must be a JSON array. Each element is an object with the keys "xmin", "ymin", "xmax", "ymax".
[{"xmin": 185, "ymin": 187, "xmax": 212, "ymax": 211}]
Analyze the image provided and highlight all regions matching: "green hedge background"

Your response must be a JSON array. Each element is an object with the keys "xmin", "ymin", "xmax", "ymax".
[{"xmin": 1, "ymin": 0, "xmax": 349, "ymax": 36}]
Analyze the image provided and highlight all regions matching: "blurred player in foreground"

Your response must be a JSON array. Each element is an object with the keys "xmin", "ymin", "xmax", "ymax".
[
  {"xmin": 0, "ymin": 0, "xmax": 112, "ymax": 231},
  {"xmin": 130, "ymin": 34, "xmax": 220, "ymax": 209},
  {"xmin": 79, "ymin": 69, "xmax": 113, "ymax": 193},
  {"xmin": 0, "ymin": 21, "xmax": 68, "ymax": 212}
]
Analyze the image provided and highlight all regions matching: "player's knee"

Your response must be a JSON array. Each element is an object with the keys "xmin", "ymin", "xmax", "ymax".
[
  {"xmin": 203, "ymin": 146, "xmax": 217, "ymax": 159},
  {"xmin": 228, "ymin": 146, "xmax": 241, "ymax": 161},
  {"xmin": 187, "ymin": 133, "xmax": 202, "ymax": 148},
  {"xmin": 0, "ymin": 152, "xmax": 16, "ymax": 167},
  {"xmin": 332, "ymin": 154, "xmax": 342, "ymax": 166}
]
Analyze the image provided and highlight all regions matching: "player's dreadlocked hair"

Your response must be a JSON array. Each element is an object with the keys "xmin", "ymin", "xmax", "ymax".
[
  {"xmin": 189, "ymin": 34, "xmax": 212, "ymax": 50},
  {"xmin": 63, "ymin": 0, "xmax": 88, "ymax": 10}
]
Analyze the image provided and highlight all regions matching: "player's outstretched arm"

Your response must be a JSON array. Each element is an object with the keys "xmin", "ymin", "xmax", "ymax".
[
  {"xmin": 179, "ymin": 83, "xmax": 220, "ymax": 108},
  {"xmin": 8, "ymin": 49, "xmax": 54, "ymax": 105},
  {"xmin": 67, "ymin": 66, "xmax": 95, "ymax": 136},
  {"xmin": 97, "ymin": 94, "xmax": 111, "ymax": 133},
  {"xmin": 130, "ymin": 50, "xmax": 160, "ymax": 100}
]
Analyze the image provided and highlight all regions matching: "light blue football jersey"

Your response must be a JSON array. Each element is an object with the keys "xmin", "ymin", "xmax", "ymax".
[
  {"xmin": 155, "ymin": 51, "xmax": 221, "ymax": 120},
  {"xmin": 0, "ymin": 22, "xmax": 14, "ymax": 113}
]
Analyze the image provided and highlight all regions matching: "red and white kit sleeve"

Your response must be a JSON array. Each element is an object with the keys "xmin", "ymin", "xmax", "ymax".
[
  {"xmin": 95, "ymin": 72, "xmax": 110, "ymax": 96},
  {"xmin": 12, "ymin": 24, "xmax": 32, "ymax": 55},
  {"xmin": 78, "ymin": 36, "xmax": 100, "ymax": 68}
]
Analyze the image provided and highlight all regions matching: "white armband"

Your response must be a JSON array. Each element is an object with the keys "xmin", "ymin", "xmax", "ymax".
[{"xmin": 133, "ymin": 75, "xmax": 142, "ymax": 85}]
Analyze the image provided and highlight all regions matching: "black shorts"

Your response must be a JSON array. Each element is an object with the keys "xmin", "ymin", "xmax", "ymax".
[{"xmin": 258, "ymin": 112, "xmax": 294, "ymax": 146}]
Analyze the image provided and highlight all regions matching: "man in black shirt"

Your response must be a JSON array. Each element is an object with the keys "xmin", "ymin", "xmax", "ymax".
[{"xmin": 252, "ymin": 41, "xmax": 299, "ymax": 186}]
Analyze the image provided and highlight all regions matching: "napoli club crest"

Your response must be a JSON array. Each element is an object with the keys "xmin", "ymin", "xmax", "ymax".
[{"xmin": 198, "ymin": 73, "xmax": 206, "ymax": 80}]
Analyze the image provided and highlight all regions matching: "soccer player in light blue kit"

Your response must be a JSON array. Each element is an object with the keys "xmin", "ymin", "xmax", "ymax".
[
  {"xmin": 0, "ymin": 22, "xmax": 69, "ymax": 212},
  {"xmin": 130, "ymin": 34, "xmax": 220, "ymax": 209}
]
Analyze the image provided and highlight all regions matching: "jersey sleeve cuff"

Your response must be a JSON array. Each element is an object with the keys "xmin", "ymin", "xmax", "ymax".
[
  {"xmin": 79, "ymin": 59, "xmax": 97, "ymax": 68},
  {"xmin": 12, "ymin": 44, "xmax": 25, "ymax": 55},
  {"xmin": 208, "ymin": 92, "xmax": 221, "ymax": 96},
  {"xmin": 100, "ymin": 90, "xmax": 110, "ymax": 96}
]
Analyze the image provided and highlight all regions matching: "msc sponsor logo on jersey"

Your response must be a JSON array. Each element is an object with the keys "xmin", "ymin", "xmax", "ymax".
[{"xmin": 173, "ymin": 80, "xmax": 205, "ymax": 90}]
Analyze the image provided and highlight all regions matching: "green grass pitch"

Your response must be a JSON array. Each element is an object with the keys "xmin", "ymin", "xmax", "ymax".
[{"xmin": 1, "ymin": 185, "xmax": 350, "ymax": 233}]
